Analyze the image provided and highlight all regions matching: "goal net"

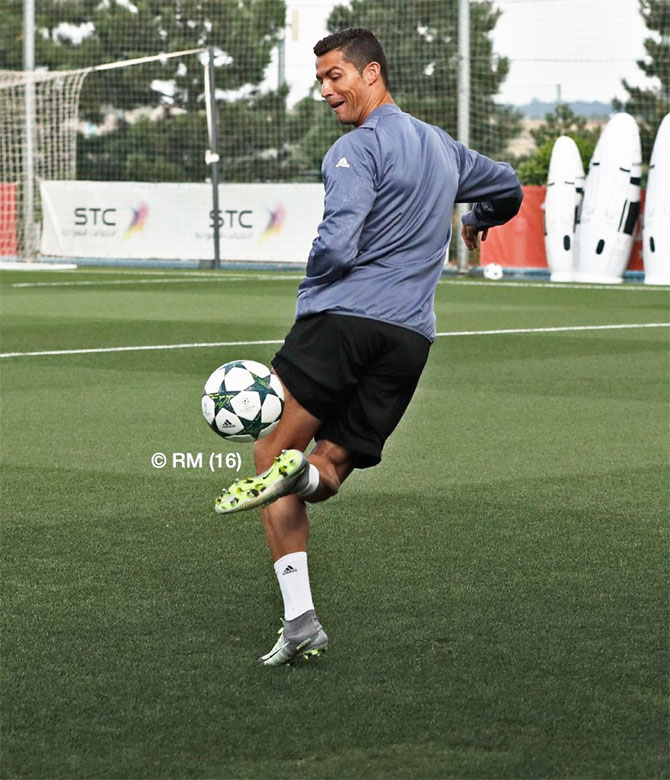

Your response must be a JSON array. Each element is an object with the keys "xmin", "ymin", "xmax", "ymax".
[
  {"xmin": 1, "ymin": 0, "xmax": 667, "ymax": 265},
  {"xmin": 0, "ymin": 48, "xmax": 210, "ymax": 259},
  {"xmin": 0, "ymin": 69, "xmax": 87, "ymax": 257}
]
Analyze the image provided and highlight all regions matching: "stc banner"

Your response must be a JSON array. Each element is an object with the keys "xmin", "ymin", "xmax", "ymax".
[
  {"xmin": 40, "ymin": 181, "xmax": 325, "ymax": 262},
  {"xmin": 37, "ymin": 180, "xmax": 646, "ymax": 269}
]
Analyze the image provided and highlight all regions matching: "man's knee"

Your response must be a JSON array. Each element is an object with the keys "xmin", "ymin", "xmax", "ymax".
[
  {"xmin": 304, "ymin": 442, "xmax": 354, "ymax": 503},
  {"xmin": 304, "ymin": 455, "xmax": 339, "ymax": 503}
]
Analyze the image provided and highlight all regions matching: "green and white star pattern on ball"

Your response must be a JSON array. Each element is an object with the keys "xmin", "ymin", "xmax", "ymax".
[{"xmin": 201, "ymin": 360, "xmax": 284, "ymax": 442}]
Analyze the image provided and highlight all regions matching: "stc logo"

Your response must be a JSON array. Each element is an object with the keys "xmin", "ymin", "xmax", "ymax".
[
  {"xmin": 124, "ymin": 203, "xmax": 149, "ymax": 239},
  {"xmin": 209, "ymin": 209, "xmax": 253, "ymax": 229},
  {"xmin": 73, "ymin": 203, "xmax": 149, "ymax": 239},
  {"xmin": 261, "ymin": 205, "xmax": 286, "ymax": 241},
  {"xmin": 74, "ymin": 206, "xmax": 117, "ymax": 226}
]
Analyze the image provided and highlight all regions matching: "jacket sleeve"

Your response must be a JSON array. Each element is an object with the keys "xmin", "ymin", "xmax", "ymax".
[
  {"xmin": 303, "ymin": 133, "xmax": 378, "ymax": 287},
  {"xmin": 454, "ymin": 142, "xmax": 523, "ymax": 230}
]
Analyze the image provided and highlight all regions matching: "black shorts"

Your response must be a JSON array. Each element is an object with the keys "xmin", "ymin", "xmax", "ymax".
[{"xmin": 272, "ymin": 313, "xmax": 430, "ymax": 469}]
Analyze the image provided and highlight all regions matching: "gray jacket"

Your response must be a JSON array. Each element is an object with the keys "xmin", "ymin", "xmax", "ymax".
[{"xmin": 296, "ymin": 103, "xmax": 523, "ymax": 341}]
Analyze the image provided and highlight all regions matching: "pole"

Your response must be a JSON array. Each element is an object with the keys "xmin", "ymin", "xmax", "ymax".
[
  {"xmin": 278, "ymin": 30, "xmax": 286, "ymax": 88},
  {"xmin": 23, "ymin": 0, "xmax": 36, "ymax": 260},
  {"xmin": 457, "ymin": 0, "xmax": 470, "ymax": 273},
  {"xmin": 205, "ymin": 47, "xmax": 221, "ymax": 270}
]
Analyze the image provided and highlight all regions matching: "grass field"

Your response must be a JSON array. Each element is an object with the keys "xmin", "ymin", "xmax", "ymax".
[{"xmin": 1, "ymin": 267, "xmax": 668, "ymax": 779}]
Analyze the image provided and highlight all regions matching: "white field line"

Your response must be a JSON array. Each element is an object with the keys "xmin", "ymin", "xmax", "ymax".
[
  {"xmin": 434, "ymin": 323, "xmax": 670, "ymax": 337},
  {"xmin": 0, "ymin": 339, "xmax": 285, "ymax": 358},
  {"xmin": 7, "ymin": 274, "xmax": 670, "ymax": 291},
  {"xmin": 10, "ymin": 274, "xmax": 303, "ymax": 288},
  {"xmin": 437, "ymin": 279, "xmax": 670, "ymax": 292},
  {"xmin": 1, "ymin": 323, "xmax": 667, "ymax": 359},
  {"xmin": 6, "ymin": 267, "xmax": 303, "ymax": 277}
]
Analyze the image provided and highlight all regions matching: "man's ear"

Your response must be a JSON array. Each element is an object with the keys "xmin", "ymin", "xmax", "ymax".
[{"xmin": 364, "ymin": 61, "xmax": 382, "ymax": 86}]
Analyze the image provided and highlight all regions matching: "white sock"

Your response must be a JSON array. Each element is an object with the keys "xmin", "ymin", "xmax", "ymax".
[
  {"xmin": 273, "ymin": 551, "xmax": 315, "ymax": 621},
  {"xmin": 296, "ymin": 463, "xmax": 320, "ymax": 497}
]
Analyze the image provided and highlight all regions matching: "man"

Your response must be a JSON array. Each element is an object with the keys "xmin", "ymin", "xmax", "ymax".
[{"xmin": 214, "ymin": 28, "xmax": 523, "ymax": 666}]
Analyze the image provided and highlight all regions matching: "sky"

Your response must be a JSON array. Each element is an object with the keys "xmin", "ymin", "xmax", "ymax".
[{"xmin": 268, "ymin": 0, "xmax": 656, "ymax": 107}]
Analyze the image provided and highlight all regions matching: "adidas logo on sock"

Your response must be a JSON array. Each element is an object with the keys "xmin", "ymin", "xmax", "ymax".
[
  {"xmin": 336, "ymin": 156, "xmax": 350, "ymax": 168},
  {"xmin": 282, "ymin": 565, "xmax": 297, "ymax": 575}
]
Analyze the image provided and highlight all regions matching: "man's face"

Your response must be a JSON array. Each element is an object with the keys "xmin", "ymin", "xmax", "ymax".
[{"xmin": 316, "ymin": 48, "xmax": 376, "ymax": 127}]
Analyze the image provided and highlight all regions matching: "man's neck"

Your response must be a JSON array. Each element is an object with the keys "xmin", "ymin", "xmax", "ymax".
[{"xmin": 355, "ymin": 93, "xmax": 395, "ymax": 127}]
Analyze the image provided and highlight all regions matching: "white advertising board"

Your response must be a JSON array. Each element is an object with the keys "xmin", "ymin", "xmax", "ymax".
[{"xmin": 40, "ymin": 181, "xmax": 325, "ymax": 262}]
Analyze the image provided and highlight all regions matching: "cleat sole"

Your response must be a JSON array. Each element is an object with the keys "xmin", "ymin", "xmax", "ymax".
[
  {"xmin": 214, "ymin": 449, "xmax": 308, "ymax": 514},
  {"xmin": 297, "ymin": 647, "xmax": 327, "ymax": 662}
]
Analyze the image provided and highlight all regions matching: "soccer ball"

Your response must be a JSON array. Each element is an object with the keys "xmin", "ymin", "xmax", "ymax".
[
  {"xmin": 483, "ymin": 263, "xmax": 504, "ymax": 281},
  {"xmin": 201, "ymin": 359, "xmax": 284, "ymax": 442}
]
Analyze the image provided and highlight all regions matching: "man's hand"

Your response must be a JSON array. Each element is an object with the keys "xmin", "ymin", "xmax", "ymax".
[{"xmin": 461, "ymin": 224, "xmax": 489, "ymax": 251}]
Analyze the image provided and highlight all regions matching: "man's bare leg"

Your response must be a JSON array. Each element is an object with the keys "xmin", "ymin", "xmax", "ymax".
[
  {"xmin": 256, "ymin": 438, "xmax": 355, "ymax": 561},
  {"xmin": 222, "ymin": 383, "xmax": 355, "ymax": 664}
]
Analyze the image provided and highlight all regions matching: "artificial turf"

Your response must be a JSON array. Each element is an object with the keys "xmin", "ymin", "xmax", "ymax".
[{"xmin": 1, "ymin": 268, "xmax": 668, "ymax": 778}]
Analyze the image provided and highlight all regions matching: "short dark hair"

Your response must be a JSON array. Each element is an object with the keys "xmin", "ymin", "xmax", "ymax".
[{"xmin": 314, "ymin": 28, "xmax": 389, "ymax": 88}]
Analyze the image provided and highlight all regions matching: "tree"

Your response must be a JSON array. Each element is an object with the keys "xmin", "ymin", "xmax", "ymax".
[
  {"xmin": 2, "ymin": 0, "xmax": 285, "ymax": 108},
  {"xmin": 0, "ymin": 0, "xmax": 27, "ymax": 69},
  {"xmin": 1, "ymin": 0, "xmax": 99, "ymax": 70},
  {"xmin": 2, "ymin": 0, "xmax": 290, "ymax": 182},
  {"xmin": 289, "ymin": 0, "xmax": 522, "ymax": 175},
  {"xmin": 613, "ymin": 0, "xmax": 670, "ymax": 161},
  {"xmin": 515, "ymin": 104, "xmax": 600, "ymax": 185}
]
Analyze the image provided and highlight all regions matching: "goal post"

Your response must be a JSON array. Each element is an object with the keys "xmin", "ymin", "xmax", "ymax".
[
  {"xmin": 457, "ymin": 0, "xmax": 471, "ymax": 272},
  {"xmin": 0, "ymin": 48, "xmax": 206, "ymax": 260},
  {"xmin": 0, "ymin": 68, "xmax": 88, "ymax": 259},
  {"xmin": 204, "ymin": 47, "xmax": 222, "ymax": 271}
]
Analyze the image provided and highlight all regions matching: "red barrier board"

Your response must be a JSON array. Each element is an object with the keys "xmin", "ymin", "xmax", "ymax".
[
  {"xmin": 480, "ymin": 185, "xmax": 644, "ymax": 271},
  {"xmin": 0, "ymin": 184, "xmax": 18, "ymax": 256}
]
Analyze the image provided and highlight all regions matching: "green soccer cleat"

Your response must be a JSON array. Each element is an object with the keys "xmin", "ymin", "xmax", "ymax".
[
  {"xmin": 258, "ymin": 610, "xmax": 328, "ymax": 667},
  {"xmin": 214, "ymin": 449, "xmax": 308, "ymax": 514}
]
